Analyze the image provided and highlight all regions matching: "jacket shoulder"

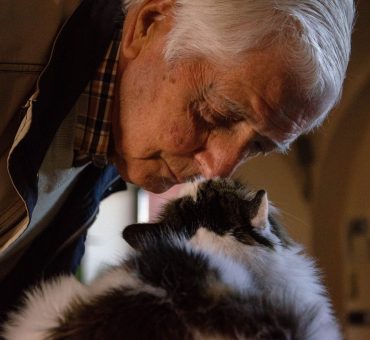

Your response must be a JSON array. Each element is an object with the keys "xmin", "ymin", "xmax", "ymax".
[
  {"xmin": 0, "ymin": 0, "xmax": 82, "ymax": 139},
  {"xmin": 0, "ymin": 0, "xmax": 82, "ymax": 66}
]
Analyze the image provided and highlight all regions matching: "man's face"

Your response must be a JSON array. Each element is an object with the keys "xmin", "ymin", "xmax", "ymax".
[{"xmin": 111, "ymin": 11, "xmax": 317, "ymax": 193}]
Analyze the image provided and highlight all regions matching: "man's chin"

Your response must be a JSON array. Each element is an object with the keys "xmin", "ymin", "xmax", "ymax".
[{"xmin": 113, "ymin": 163, "xmax": 178, "ymax": 193}]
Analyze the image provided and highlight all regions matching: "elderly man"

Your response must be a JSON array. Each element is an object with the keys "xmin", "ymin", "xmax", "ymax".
[{"xmin": 0, "ymin": 0, "xmax": 354, "ymax": 318}]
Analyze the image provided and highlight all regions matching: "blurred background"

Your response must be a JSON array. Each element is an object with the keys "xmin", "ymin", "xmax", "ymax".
[{"xmin": 81, "ymin": 1, "xmax": 370, "ymax": 339}]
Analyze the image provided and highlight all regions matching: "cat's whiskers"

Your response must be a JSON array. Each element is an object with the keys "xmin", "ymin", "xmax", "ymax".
[{"xmin": 273, "ymin": 207, "xmax": 311, "ymax": 229}]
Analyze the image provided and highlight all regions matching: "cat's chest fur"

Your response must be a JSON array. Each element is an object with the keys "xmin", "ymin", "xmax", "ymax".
[{"xmin": 2, "ymin": 179, "xmax": 341, "ymax": 340}]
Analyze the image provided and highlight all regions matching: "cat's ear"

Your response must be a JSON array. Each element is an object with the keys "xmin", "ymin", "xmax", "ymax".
[
  {"xmin": 250, "ymin": 190, "xmax": 269, "ymax": 229},
  {"xmin": 122, "ymin": 223, "xmax": 161, "ymax": 250}
]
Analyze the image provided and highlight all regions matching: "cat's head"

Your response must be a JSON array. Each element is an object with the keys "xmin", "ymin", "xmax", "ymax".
[{"xmin": 123, "ymin": 179, "xmax": 291, "ymax": 253}]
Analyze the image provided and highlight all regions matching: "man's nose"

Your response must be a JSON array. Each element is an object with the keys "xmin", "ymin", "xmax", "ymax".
[{"xmin": 194, "ymin": 142, "xmax": 249, "ymax": 179}]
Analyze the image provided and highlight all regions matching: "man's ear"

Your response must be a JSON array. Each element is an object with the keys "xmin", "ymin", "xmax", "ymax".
[{"xmin": 122, "ymin": 0, "xmax": 174, "ymax": 60}]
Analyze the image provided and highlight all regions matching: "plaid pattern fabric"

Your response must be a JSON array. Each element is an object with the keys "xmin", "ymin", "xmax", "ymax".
[{"xmin": 74, "ymin": 29, "xmax": 122, "ymax": 168}]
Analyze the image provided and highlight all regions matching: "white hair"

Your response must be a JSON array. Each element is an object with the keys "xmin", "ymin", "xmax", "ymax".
[{"xmin": 122, "ymin": 0, "xmax": 355, "ymax": 129}]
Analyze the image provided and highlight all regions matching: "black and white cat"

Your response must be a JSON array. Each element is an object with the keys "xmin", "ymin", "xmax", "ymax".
[{"xmin": 2, "ymin": 179, "xmax": 341, "ymax": 339}]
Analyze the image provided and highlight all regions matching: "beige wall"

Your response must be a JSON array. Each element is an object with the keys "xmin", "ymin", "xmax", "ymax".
[{"xmin": 234, "ymin": 153, "xmax": 313, "ymax": 252}]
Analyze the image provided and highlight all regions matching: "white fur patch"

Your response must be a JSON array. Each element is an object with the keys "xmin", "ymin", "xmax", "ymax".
[
  {"xmin": 189, "ymin": 228, "xmax": 254, "ymax": 293},
  {"xmin": 188, "ymin": 227, "xmax": 341, "ymax": 339},
  {"xmin": 2, "ymin": 276, "xmax": 88, "ymax": 340},
  {"xmin": 178, "ymin": 178, "xmax": 203, "ymax": 202}
]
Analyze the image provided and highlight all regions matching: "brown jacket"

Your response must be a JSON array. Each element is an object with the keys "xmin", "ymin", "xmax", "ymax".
[
  {"xmin": 0, "ymin": 0, "xmax": 82, "ymax": 247},
  {"xmin": 0, "ymin": 0, "xmax": 81, "ymax": 142},
  {"xmin": 0, "ymin": 0, "xmax": 125, "ymax": 318}
]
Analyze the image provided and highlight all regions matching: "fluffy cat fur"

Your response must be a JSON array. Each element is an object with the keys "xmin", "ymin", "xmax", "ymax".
[{"xmin": 1, "ymin": 179, "xmax": 341, "ymax": 340}]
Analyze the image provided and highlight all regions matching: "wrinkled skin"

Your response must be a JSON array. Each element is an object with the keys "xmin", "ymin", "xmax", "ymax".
[{"xmin": 110, "ymin": 0, "xmax": 329, "ymax": 193}]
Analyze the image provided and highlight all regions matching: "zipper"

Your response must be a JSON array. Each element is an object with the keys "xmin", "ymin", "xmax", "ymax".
[
  {"xmin": 6, "ymin": 100, "xmax": 35, "ymax": 233},
  {"xmin": 6, "ymin": 1, "xmax": 85, "ymax": 236}
]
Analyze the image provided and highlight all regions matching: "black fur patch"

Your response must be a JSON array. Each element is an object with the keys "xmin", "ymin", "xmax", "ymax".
[
  {"xmin": 125, "ymin": 241, "xmax": 217, "ymax": 310},
  {"xmin": 48, "ymin": 291, "xmax": 190, "ymax": 340}
]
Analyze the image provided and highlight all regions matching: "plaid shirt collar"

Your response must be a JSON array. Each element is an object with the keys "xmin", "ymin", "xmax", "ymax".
[{"xmin": 74, "ymin": 29, "xmax": 122, "ymax": 168}]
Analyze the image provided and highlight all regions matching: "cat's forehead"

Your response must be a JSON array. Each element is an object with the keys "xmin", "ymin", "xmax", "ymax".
[{"xmin": 183, "ymin": 179, "xmax": 256, "ymax": 202}]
